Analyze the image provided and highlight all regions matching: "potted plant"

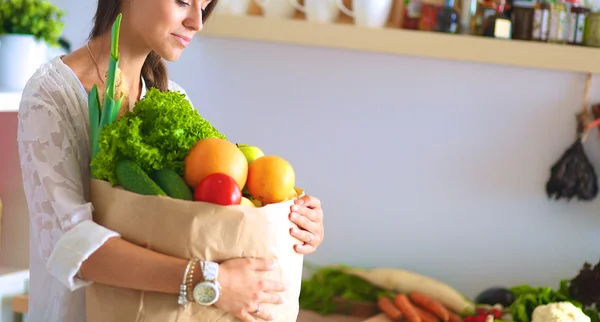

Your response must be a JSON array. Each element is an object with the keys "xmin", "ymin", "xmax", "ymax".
[{"xmin": 0, "ymin": 0, "xmax": 65, "ymax": 91}]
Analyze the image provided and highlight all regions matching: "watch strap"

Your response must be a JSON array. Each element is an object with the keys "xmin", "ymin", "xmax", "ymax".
[{"xmin": 202, "ymin": 261, "xmax": 219, "ymax": 282}]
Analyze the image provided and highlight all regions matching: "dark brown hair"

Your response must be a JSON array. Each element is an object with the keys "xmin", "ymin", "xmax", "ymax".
[{"xmin": 89, "ymin": 0, "xmax": 219, "ymax": 91}]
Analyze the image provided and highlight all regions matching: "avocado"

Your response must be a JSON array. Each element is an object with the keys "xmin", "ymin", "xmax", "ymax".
[
  {"xmin": 150, "ymin": 168, "xmax": 193, "ymax": 201},
  {"xmin": 115, "ymin": 160, "xmax": 167, "ymax": 196},
  {"xmin": 475, "ymin": 287, "xmax": 515, "ymax": 307}
]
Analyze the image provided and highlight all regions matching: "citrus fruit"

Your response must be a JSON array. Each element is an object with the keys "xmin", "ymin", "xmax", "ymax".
[
  {"xmin": 246, "ymin": 155, "xmax": 295, "ymax": 204},
  {"xmin": 184, "ymin": 138, "xmax": 248, "ymax": 189}
]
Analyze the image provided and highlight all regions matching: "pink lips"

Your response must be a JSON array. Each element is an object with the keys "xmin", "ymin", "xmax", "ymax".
[{"xmin": 172, "ymin": 34, "xmax": 192, "ymax": 47}]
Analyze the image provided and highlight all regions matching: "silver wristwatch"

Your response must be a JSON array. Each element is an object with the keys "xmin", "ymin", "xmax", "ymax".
[{"xmin": 192, "ymin": 261, "xmax": 221, "ymax": 306}]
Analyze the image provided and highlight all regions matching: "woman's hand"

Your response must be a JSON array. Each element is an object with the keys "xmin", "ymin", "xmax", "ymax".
[
  {"xmin": 215, "ymin": 258, "xmax": 286, "ymax": 322},
  {"xmin": 289, "ymin": 195, "xmax": 324, "ymax": 254}
]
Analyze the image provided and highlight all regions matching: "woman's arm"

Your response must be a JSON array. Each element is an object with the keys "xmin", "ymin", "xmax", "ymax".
[
  {"xmin": 17, "ymin": 81, "xmax": 197, "ymax": 295},
  {"xmin": 80, "ymin": 236, "xmax": 191, "ymax": 294}
]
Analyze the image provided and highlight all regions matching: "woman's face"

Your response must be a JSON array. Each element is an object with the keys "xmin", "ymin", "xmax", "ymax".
[{"xmin": 127, "ymin": 0, "xmax": 213, "ymax": 61}]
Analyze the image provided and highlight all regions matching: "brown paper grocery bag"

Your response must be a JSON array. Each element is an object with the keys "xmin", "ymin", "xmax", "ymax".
[{"xmin": 85, "ymin": 178, "xmax": 304, "ymax": 322}]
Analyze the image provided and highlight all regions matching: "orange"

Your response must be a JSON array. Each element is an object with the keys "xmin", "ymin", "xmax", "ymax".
[
  {"xmin": 246, "ymin": 155, "xmax": 295, "ymax": 204},
  {"xmin": 183, "ymin": 138, "xmax": 248, "ymax": 189}
]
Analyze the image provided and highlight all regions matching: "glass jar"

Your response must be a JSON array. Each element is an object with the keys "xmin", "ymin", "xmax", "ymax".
[
  {"xmin": 420, "ymin": 0, "xmax": 445, "ymax": 31},
  {"xmin": 584, "ymin": 11, "xmax": 600, "ymax": 47},
  {"xmin": 512, "ymin": 5, "xmax": 535, "ymax": 40},
  {"xmin": 531, "ymin": 1, "xmax": 551, "ymax": 41},
  {"xmin": 567, "ymin": 5, "xmax": 589, "ymax": 45}
]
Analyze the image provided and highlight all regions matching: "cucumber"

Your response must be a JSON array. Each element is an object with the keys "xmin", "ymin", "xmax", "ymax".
[
  {"xmin": 151, "ymin": 168, "xmax": 194, "ymax": 201},
  {"xmin": 115, "ymin": 160, "xmax": 167, "ymax": 196}
]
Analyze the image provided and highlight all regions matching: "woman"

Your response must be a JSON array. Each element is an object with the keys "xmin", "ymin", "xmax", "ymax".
[{"xmin": 16, "ymin": 1, "xmax": 325, "ymax": 321}]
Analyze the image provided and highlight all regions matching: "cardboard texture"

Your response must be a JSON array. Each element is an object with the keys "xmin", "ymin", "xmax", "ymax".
[{"xmin": 86, "ymin": 178, "xmax": 304, "ymax": 322}]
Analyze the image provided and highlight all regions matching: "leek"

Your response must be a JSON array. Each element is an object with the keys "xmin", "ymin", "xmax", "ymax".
[{"xmin": 89, "ymin": 13, "xmax": 123, "ymax": 174}]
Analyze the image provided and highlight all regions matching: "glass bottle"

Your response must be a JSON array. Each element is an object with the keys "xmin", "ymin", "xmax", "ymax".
[
  {"xmin": 531, "ymin": 0, "xmax": 551, "ymax": 41},
  {"xmin": 548, "ymin": 0, "xmax": 568, "ymax": 43},
  {"xmin": 471, "ymin": 0, "xmax": 498, "ymax": 35},
  {"xmin": 438, "ymin": 0, "xmax": 460, "ymax": 32},
  {"xmin": 482, "ymin": 0, "xmax": 513, "ymax": 38},
  {"xmin": 511, "ymin": 4, "xmax": 535, "ymax": 40}
]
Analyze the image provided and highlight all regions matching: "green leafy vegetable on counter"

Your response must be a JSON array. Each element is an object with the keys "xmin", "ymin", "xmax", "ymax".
[
  {"xmin": 299, "ymin": 263, "xmax": 394, "ymax": 315},
  {"xmin": 507, "ymin": 279, "xmax": 599, "ymax": 322},
  {"xmin": 91, "ymin": 88, "xmax": 226, "ymax": 185},
  {"xmin": 507, "ymin": 280, "xmax": 573, "ymax": 322}
]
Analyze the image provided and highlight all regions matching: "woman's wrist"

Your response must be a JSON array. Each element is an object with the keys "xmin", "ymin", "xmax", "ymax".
[
  {"xmin": 178, "ymin": 259, "xmax": 204, "ymax": 305},
  {"xmin": 187, "ymin": 261, "xmax": 204, "ymax": 302}
]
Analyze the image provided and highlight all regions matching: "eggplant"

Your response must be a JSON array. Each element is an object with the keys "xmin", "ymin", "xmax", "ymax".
[{"xmin": 475, "ymin": 287, "xmax": 515, "ymax": 307}]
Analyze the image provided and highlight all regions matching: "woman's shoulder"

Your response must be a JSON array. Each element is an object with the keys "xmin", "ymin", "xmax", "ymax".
[
  {"xmin": 19, "ymin": 56, "xmax": 86, "ymax": 117},
  {"xmin": 24, "ymin": 56, "xmax": 81, "ymax": 93},
  {"xmin": 167, "ymin": 80, "xmax": 196, "ymax": 106},
  {"xmin": 167, "ymin": 79, "xmax": 188, "ymax": 95}
]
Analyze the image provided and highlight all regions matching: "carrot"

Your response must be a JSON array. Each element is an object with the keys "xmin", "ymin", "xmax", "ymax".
[
  {"xmin": 409, "ymin": 292, "xmax": 450, "ymax": 322},
  {"xmin": 448, "ymin": 313, "xmax": 463, "ymax": 322},
  {"xmin": 378, "ymin": 297, "xmax": 403, "ymax": 321},
  {"xmin": 342, "ymin": 267, "xmax": 475, "ymax": 315},
  {"xmin": 394, "ymin": 294, "xmax": 422, "ymax": 322},
  {"xmin": 413, "ymin": 304, "xmax": 440, "ymax": 322}
]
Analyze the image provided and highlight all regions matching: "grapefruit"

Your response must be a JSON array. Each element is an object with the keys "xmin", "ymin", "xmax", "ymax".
[
  {"xmin": 184, "ymin": 138, "xmax": 248, "ymax": 190},
  {"xmin": 246, "ymin": 155, "xmax": 295, "ymax": 204}
]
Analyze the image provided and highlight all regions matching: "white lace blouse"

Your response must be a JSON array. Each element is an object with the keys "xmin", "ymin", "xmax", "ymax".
[{"xmin": 17, "ymin": 56, "xmax": 190, "ymax": 322}]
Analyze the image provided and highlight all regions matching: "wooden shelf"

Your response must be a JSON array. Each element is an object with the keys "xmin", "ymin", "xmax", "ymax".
[
  {"xmin": 0, "ymin": 91, "xmax": 21, "ymax": 113},
  {"xmin": 201, "ymin": 12, "xmax": 600, "ymax": 74}
]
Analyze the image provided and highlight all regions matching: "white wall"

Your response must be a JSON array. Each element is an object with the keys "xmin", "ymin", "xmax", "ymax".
[{"xmin": 7, "ymin": 0, "xmax": 599, "ymax": 299}]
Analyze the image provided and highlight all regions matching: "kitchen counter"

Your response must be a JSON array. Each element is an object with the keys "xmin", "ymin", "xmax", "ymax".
[
  {"xmin": 9, "ymin": 294, "xmax": 371, "ymax": 322},
  {"xmin": 298, "ymin": 310, "xmax": 366, "ymax": 322}
]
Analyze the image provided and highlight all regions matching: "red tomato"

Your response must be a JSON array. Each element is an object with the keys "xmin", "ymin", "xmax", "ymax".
[{"xmin": 193, "ymin": 173, "xmax": 242, "ymax": 206}]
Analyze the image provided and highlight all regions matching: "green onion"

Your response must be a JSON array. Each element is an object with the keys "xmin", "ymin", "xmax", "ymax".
[{"xmin": 89, "ymin": 13, "xmax": 123, "ymax": 176}]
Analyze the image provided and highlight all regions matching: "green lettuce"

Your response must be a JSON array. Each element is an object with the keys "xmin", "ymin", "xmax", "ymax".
[{"xmin": 91, "ymin": 88, "xmax": 226, "ymax": 185}]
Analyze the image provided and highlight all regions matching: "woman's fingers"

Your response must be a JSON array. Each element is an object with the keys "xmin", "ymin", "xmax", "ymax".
[
  {"xmin": 250, "ymin": 295, "xmax": 282, "ymax": 321},
  {"xmin": 291, "ymin": 204, "xmax": 321, "ymax": 222},
  {"xmin": 295, "ymin": 194, "xmax": 321, "ymax": 209},
  {"xmin": 259, "ymin": 278, "xmax": 287, "ymax": 293},
  {"xmin": 235, "ymin": 307, "xmax": 257, "ymax": 322},
  {"xmin": 254, "ymin": 308, "xmax": 274, "ymax": 321},
  {"xmin": 290, "ymin": 227, "xmax": 314, "ymax": 244},
  {"xmin": 244, "ymin": 258, "xmax": 278, "ymax": 271},
  {"xmin": 289, "ymin": 211, "xmax": 317, "ymax": 232},
  {"xmin": 260, "ymin": 292, "xmax": 285, "ymax": 304},
  {"xmin": 294, "ymin": 243, "xmax": 315, "ymax": 255},
  {"xmin": 238, "ymin": 311, "xmax": 257, "ymax": 322}
]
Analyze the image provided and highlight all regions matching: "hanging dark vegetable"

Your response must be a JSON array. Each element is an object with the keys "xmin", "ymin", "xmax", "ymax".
[{"xmin": 545, "ymin": 74, "xmax": 599, "ymax": 201}]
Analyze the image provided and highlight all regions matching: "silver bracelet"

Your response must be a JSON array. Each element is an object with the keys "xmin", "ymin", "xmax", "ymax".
[{"xmin": 178, "ymin": 259, "xmax": 196, "ymax": 306}]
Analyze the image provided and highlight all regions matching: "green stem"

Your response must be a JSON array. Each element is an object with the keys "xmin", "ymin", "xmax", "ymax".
[
  {"xmin": 106, "ymin": 13, "xmax": 121, "ymax": 105},
  {"xmin": 90, "ymin": 13, "xmax": 123, "ymax": 177},
  {"xmin": 101, "ymin": 13, "xmax": 123, "ymax": 127}
]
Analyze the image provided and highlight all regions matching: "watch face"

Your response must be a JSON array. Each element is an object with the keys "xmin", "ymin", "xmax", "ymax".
[{"xmin": 193, "ymin": 282, "xmax": 219, "ymax": 305}]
